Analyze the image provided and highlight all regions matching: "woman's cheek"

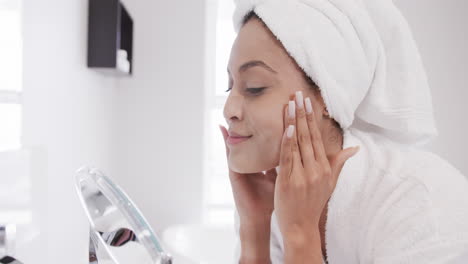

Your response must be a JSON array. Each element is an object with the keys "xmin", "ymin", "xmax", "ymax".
[
  {"xmin": 272, "ymin": 130, "xmax": 283, "ymax": 165},
  {"xmin": 261, "ymin": 125, "xmax": 283, "ymax": 167}
]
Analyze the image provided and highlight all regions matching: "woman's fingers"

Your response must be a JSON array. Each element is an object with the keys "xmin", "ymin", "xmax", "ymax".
[
  {"xmin": 279, "ymin": 101, "xmax": 303, "ymax": 180},
  {"xmin": 304, "ymin": 97, "xmax": 328, "ymax": 166},
  {"xmin": 282, "ymin": 103, "xmax": 288, "ymax": 131},
  {"xmin": 219, "ymin": 125, "xmax": 228, "ymax": 141},
  {"xmin": 279, "ymin": 123, "xmax": 295, "ymax": 181},
  {"xmin": 295, "ymin": 91, "xmax": 315, "ymax": 169},
  {"xmin": 219, "ymin": 125, "xmax": 230, "ymax": 156},
  {"xmin": 264, "ymin": 167, "xmax": 278, "ymax": 182},
  {"xmin": 286, "ymin": 100, "xmax": 302, "ymax": 167}
]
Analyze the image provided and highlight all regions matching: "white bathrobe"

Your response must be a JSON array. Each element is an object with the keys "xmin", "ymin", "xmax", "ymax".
[{"xmin": 233, "ymin": 128, "xmax": 468, "ymax": 263}]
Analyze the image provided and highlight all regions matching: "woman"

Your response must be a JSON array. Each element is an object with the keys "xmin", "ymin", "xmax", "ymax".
[{"xmin": 219, "ymin": 0, "xmax": 468, "ymax": 263}]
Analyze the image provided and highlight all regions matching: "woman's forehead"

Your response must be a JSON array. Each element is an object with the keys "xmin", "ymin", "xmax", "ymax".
[{"xmin": 228, "ymin": 21, "xmax": 293, "ymax": 75}]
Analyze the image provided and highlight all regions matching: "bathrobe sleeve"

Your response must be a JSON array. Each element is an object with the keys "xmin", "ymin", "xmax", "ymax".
[{"xmin": 367, "ymin": 163, "xmax": 468, "ymax": 264}]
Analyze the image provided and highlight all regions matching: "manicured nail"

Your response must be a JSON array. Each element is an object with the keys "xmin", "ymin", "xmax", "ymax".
[
  {"xmin": 275, "ymin": 166, "xmax": 280, "ymax": 174},
  {"xmin": 305, "ymin": 97, "xmax": 313, "ymax": 114},
  {"xmin": 287, "ymin": 125, "xmax": 295, "ymax": 138},
  {"xmin": 295, "ymin": 91, "xmax": 304, "ymax": 109},
  {"xmin": 288, "ymin": 100, "xmax": 295, "ymax": 118}
]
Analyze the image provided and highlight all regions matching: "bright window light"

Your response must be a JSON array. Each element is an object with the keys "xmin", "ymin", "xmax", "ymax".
[
  {"xmin": 0, "ymin": 4, "xmax": 23, "ymax": 92},
  {"xmin": 204, "ymin": 0, "xmax": 237, "ymax": 225},
  {"xmin": 0, "ymin": 104, "xmax": 22, "ymax": 151},
  {"xmin": 0, "ymin": 1, "xmax": 23, "ymax": 151}
]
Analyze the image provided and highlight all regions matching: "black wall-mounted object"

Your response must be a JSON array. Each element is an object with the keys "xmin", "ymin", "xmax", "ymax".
[{"xmin": 87, "ymin": 0, "xmax": 134, "ymax": 76}]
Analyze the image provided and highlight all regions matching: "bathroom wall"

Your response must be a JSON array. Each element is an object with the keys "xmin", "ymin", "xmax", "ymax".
[
  {"xmin": 395, "ymin": 0, "xmax": 468, "ymax": 175},
  {"xmin": 111, "ymin": 0, "xmax": 206, "ymax": 232},
  {"xmin": 21, "ymin": 0, "xmax": 117, "ymax": 262},
  {"xmin": 19, "ymin": 0, "xmax": 207, "ymax": 262}
]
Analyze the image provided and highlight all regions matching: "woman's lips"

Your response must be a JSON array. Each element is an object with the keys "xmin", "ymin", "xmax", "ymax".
[{"xmin": 227, "ymin": 135, "xmax": 252, "ymax": 145}]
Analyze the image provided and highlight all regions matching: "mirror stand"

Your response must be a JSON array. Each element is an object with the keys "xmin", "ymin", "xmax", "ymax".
[
  {"xmin": 89, "ymin": 228, "xmax": 116, "ymax": 264},
  {"xmin": 76, "ymin": 167, "xmax": 172, "ymax": 264},
  {"xmin": 0, "ymin": 224, "xmax": 23, "ymax": 264}
]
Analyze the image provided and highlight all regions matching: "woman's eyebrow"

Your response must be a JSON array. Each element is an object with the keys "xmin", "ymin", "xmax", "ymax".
[{"xmin": 227, "ymin": 60, "xmax": 278, "ymax": 75}]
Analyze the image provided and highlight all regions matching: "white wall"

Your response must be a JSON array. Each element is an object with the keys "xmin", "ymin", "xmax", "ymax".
[
  {"xmin": 395, "ymin": 0, "xmax": 468, "ymax": 175},
  {"xmin": 18, "ymin": 0, "xmax": 207, "ymax": 262},
  {"xmin": 112, "ymin": 0, "xmax": 206, "ymax": 233},
  {"xmin": 21, "ymin": 0, "xmax": 117, "ymax": 262}
]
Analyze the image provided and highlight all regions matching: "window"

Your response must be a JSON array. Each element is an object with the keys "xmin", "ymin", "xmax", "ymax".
[
  {"xmin": 0, "ymin": 0, "xmax": 23, "ymax": 151},
  {"xmin": 203, "ymin": 0, "xmax": 237, "ymax": 225}
]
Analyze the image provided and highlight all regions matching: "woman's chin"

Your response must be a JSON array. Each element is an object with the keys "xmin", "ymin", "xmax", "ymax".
[{"xmin": 229, "ymin": 160, "xmax": 278, "ymax": 174}]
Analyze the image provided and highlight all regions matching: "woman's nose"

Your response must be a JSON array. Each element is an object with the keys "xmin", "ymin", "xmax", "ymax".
[{"xmin": 223, "ymin": 94, "xmax": 243, "ymax": 124}]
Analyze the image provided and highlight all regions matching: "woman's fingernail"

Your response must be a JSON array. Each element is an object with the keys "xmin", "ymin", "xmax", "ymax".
[
  {"xmin": 288, "ymin": 100, "xmax": 295, "ymax": 118},
  {"xmin": 287, "ymin": 125, "xmax": 295, "ymax": 138},
  {"xmin": 295, "ymin": 91, "xmax": 304, "ymax": 109},
  {"xmin": 305, "ymin": 97, "xmax": 313, "ymax": 114}
]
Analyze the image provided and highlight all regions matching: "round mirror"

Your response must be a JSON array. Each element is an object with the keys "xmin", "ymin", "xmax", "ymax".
[{"xmin": 74, "ymin": 167, "xmax": 172, "ymax": 264}]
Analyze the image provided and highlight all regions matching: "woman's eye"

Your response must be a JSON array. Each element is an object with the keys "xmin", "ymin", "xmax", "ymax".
[
  {"xmin": 225, "ymin": 87, "xmax": 267, "ymax": 94},
  {"xmin": 246, "ymin": 87, "xmax": 266, "ymax": 94}
]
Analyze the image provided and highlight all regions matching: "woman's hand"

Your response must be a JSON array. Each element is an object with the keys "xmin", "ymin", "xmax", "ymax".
[
  {"xmin": 219, "ymin": 125, "xmax": 277, "ymax": 224},
  {"xmin": 219, "ymin": 125, "xmax": 277, "ymax": 263},
  {"xmin": 275, "ymin": 91, "xmax": 359, "ymax": 261}
]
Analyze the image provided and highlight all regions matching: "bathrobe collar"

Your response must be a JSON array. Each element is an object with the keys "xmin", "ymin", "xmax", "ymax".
[{"xmin": 324, "ymin": 128, "xmax": 370, "ymax": 263}]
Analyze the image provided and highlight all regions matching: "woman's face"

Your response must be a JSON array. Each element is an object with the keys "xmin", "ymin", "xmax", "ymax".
[{"xmin": 224, "ymin": 18, "xmax": 323, "ymax": 173}]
